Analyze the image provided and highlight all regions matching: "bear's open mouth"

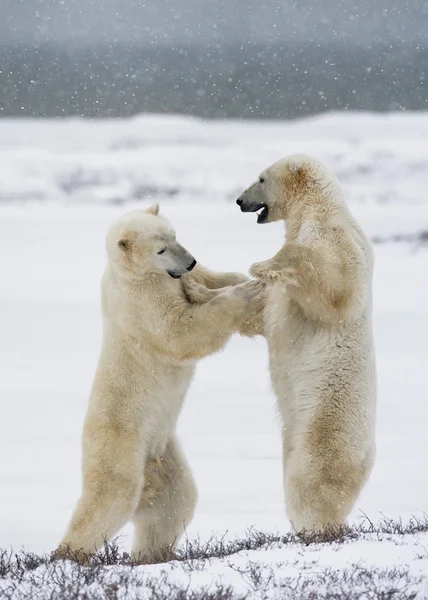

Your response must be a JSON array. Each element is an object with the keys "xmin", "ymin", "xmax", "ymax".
[
  {"xmin": 256, "ymin": 205, "xmax": 269, "ymax": 224},
  {"xmin": 167, "ymin": 270, "xmax": 182, "ymax": 279},
  {"xmin": 238, "ymin": 199, "xmax": 269, "ymax": 223}
]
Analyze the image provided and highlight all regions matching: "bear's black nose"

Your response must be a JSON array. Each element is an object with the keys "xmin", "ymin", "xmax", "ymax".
[
  {"xmin": 187, "ymin": 259, "xmax": 197, "ymax": 272},
  {"xmin": 236, "ymin": 198, "xmax": 243, "ymax": 206}
]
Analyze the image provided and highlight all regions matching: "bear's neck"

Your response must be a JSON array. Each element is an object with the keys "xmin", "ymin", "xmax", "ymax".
[
  {"xmin": 108, "ymin": 264, "xmax": 170, "ymax": 291},
  {"xmin": 285, "ymin": 194, "xmax": 343, "ymax": 242}
]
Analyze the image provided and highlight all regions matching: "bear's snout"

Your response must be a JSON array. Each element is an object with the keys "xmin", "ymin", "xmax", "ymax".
[{"xmin": 187, "ymin": 259, "xmax": 197, "ymax": 272}]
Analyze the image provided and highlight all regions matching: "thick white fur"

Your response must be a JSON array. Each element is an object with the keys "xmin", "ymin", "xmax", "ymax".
[
  {"xmin": 188, "ymin": 155, "xmax": 377, "ymax": 536},
  {"xmin": 249, "ymin": 155, "xmax": 376, "ymax": 535},
  {"xmin": 54, "ymin": 206, "xmax": 262, "ymax": 563}
]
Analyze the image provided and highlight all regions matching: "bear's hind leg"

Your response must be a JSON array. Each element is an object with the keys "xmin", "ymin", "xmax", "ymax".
[
  {"xmin": 54, "ymin": 429, "xmax": 144, "ymax": 562},
  {"xmin": 284, "ymin": 448, "xmax": 368, "ymax": 540},
  {"xmin": 131, "ymin": 435, "xmax": 197, "ymax": 564}
]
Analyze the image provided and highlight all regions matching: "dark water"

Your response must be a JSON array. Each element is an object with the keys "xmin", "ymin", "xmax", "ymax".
[{"xmin": 1, "ymin": 42, "xmax": 427, "ymax": 119}]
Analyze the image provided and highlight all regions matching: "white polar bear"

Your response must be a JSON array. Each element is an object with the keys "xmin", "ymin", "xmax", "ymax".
[
  {"xmin": 54, "ymin": 205, "xmax": 262, "ymax": 564},
  {"xmin": 235, "ymin": 154, "xmax": 377, "ymax": 536}
]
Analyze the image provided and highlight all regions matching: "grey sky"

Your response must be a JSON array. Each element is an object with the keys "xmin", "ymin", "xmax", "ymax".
[{"xmin": 2, "ymin": 0, "xmax": 427, "ymax": 46}]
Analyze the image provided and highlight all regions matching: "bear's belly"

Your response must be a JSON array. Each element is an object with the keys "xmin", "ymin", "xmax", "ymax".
[
  {"xmin": 142, "ymin": 362, "xmax": 196, "ymax": 457},
  {"xmin": 264, "ymin": 284, "xmax": 295, "ymax": 405},
  {"xmin": 91, "ymin": 349, "xmax": 196, "ymax": 460},
  {"xmin": 264, "ymin": 284, "xmax": 375, "ymax": 441},
  {"xmin": 267, "ymin": 321, "xmax": 329, "ymax": 429}
]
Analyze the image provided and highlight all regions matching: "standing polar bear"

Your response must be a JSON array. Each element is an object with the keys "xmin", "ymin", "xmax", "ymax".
[
  {"xmin": 237, "ymin": 154, "xmax": 377, "ymax": 536},
  {"xmin": 55, "ymin": 205, "xmax": 262, "ymax": 564},
  {"xmin": 187, "ymin": 154, "xmax": 376, "ymax": 536}
]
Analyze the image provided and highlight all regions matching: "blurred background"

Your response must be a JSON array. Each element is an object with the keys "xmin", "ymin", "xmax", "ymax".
[{"xmin": 2, "ymin": 0, "xmax": 428, "ymax": 119}]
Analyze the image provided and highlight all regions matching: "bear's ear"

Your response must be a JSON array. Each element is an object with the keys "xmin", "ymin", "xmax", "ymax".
[
  {"xmin": 145, "ymin": 203, "xmax": 159, "ymax": 216},
  {"xmin": 117, "ymin": 238, "xmax": 129, "ymax": 251},
  {"xmin": 288, "ymin": 159, "xmax": 300, "ymax": 174},
  {"xmin": 288, "ymin": 161, "xmax": 307, "ymax": 187}
]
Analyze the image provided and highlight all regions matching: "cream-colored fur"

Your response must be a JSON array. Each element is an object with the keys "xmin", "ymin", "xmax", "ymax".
[
  {"xmin": 243, "ymin": 154, "xmax": 376, "ymax": 535},
  {"xmin": 54, "ymin": 205, "xmax": 262, "ymax": 563},
  {"xmin": 188, "ymin": 154, "xmax": 376, "ymax": 536}
]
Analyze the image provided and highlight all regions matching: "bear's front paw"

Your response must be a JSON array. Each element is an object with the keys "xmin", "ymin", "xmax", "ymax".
[
  {"xmin": 250, "ymin": 261, "xmax": 283, "ymax": 281},
  {"xmin": 249, "ymin": 261, "xmax": 270, "ymax": 279},
  {"xmin": 250, "ymin": 261, "xmax": 298, "ymax": 284},
  {"xmin": 231, "ymin": 279, "xmax": 265, "ymax": 300},
  {"xmin": 182, "ymin": 278, "xmax": 217, "ymax": 304}
]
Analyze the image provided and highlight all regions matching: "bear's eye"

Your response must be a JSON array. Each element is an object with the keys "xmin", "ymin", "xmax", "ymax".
[
  {"xmin": 118, "ymin": 239, "xmax": 128, "ymax": 250},
  {"xmin": 158, "ymin": 248, "xmax": 166, "ymax": 255},
  {"xmin": 259, "ymin": 177, "xmax": 265, "ymax": 183}
]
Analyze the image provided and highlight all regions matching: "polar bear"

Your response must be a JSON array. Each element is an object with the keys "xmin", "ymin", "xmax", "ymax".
[
  {"xmin": 237, "ymin": 154, "xmax": 377, "ymax": 536},
  {"xmin": 186, "ymin": 154, "xmax": 376, "ymax": 537},
  {"xmin": 54, "ymin": 205, "xmax": 262, "ymax": 564}
]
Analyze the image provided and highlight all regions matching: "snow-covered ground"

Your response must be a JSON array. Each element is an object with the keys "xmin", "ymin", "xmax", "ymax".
[
  {"xmin": 0, "ymin": 113, "xmax": 427, "ymax": 598},
  {"xmin": 1, "ymin": 522, "xmax": 428, "ymax": 599}
]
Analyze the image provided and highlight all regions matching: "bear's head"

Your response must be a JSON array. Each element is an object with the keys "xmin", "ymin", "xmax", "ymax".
[
  {"xmin": 236, "ymin": 153, "xmax": 342, "ymax": 224},
  {"xmin": 106, "ymin": 205, "xmax": 196, "ymax": 280}
]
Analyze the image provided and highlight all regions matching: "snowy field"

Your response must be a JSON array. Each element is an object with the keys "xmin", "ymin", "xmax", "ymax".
[{"xmin": 0, "ymin": 112, "xmax": 428, "ymax": 598}]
